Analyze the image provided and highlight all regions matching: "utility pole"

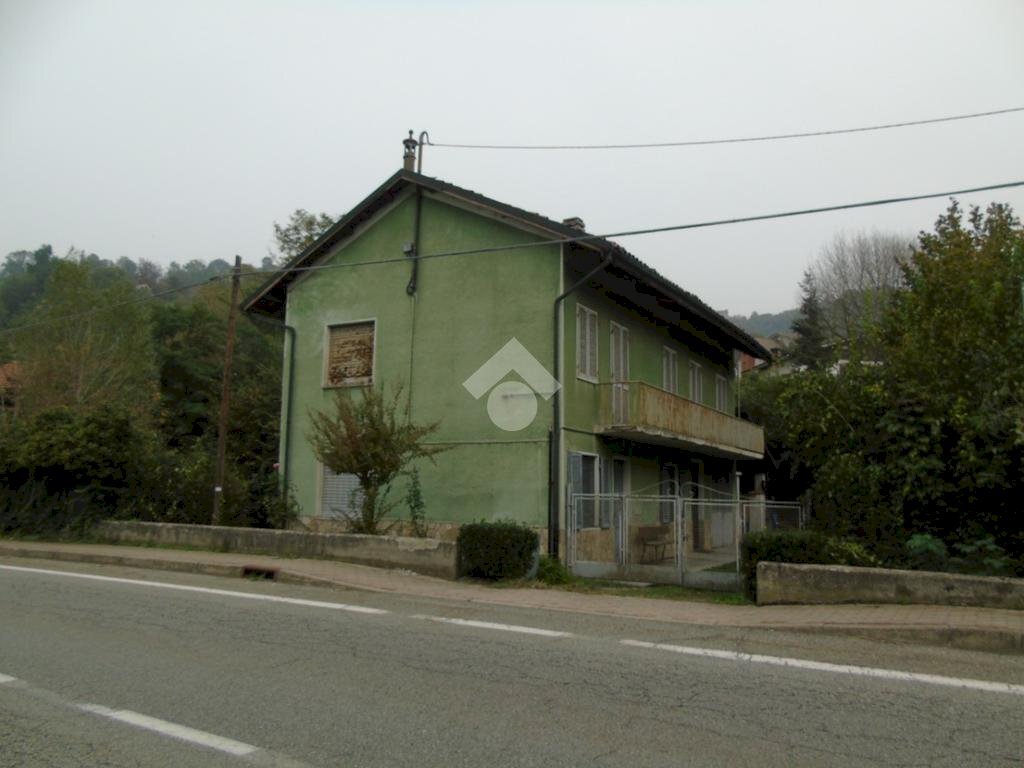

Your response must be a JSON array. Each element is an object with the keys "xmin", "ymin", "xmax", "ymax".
[{"xmin": 212, "ymin": 254, "xmax": 242, "ymax": 525}]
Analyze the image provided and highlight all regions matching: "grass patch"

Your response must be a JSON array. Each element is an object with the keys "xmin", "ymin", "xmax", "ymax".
[
  {"xmin": 487, "ymin": 574, "xmax": 750, "ymax": 605},
  {"xmin": 705, "ymin": 560, "xmax": 738, "ymax": 573}
]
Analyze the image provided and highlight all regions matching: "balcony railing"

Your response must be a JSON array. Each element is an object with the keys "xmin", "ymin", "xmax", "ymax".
[{"xmin": 596, "ymin": 381, "xmax": 764, "ymax": 459}]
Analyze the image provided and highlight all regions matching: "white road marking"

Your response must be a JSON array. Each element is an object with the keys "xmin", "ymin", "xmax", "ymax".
[
  {"xmin": 0, "ymin": 563, "xmax": 387, "ymax": 615},
  {"xmin": 78, "ymin": 703, "xmax": 258, "ymax": 756},
  {"xmin": 0, "ymin": 673, "xmax": 18, "ymax": 684},
  {"xmin": 621, "ymin": 639, "xmax": 1024, "ymax": 696},
  {"xmin": 412, "ymin": 614, "xmax": 572, "ymax": 637}
]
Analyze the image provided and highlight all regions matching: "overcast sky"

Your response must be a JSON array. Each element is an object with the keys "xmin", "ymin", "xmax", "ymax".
[{"xmin": 2, "ymin": 0, "xmax": 1022, "ymax": 315}]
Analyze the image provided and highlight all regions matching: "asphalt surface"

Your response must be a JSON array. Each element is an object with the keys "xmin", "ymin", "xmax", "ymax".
[{"xmin": 1, "ymin": 558, "xmax": 1023, "ymax": 767}]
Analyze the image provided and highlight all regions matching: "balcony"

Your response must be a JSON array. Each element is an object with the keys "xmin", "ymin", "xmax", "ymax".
[{"xmin": 596, "ymin": 381, "xmax": 764, "ymax": 459}]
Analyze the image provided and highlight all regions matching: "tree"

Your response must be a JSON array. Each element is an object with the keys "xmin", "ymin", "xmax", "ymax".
[
  {"xmin": 788, "ymin": 270, "xmax": 829, "ymax": 369},
  {"xmin": 307, "ymin": 386, "xmax": 445, "ymax": 534},
  {"xmin": 13, "ymin": 261, "xmax": 156, "ymax": 417},
  {"xmin": 0, "ymin": 245, "xmax": 56, "ymax": 329},
  {"xmin": 801, "ymin": 231, "xmax": 908, "ymax": 361},
  {"xmin": 272, "ymin": 209, "xmax": 335, "ymax": 263},
  {"xmin": 748, "ymin": 201, "xmax": 1024, "ymax": 571}
]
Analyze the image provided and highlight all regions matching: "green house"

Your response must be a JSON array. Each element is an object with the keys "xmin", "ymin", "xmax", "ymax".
[{"xmin": 244, "ymin": 165, "xmax": 769, "ymax": 579}]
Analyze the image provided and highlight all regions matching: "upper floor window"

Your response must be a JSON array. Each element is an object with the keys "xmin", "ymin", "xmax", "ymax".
[
  {"xmin": 715, "ymin": 374, "xmax": 730, "ymax": 412},
  {"xmin": 662, "ymin": 347, "xmax": 678, "ymax": 394},
  {"xmin": 688, "ymin": 361, "xmax": 703, "ymax": 403},
  {"xmin": 576, "ymin": 304, "xmax": 598, "ymax": 382},
  {"xmin": 325, "ymin": 320, "xmax": 375, "ymax": 387}
]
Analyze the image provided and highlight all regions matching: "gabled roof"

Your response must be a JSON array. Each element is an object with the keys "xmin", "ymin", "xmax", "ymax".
[{"xmin": 244, "ymin": 169, "xmax": 769, "ymax": 359}]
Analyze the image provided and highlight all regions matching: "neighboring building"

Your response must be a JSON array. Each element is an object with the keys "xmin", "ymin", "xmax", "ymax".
[
  {"xmin": 244, "ymin": 162, "xmax": 769, "ymax": 570},
  {"xmin": 739, "ymin": 332, "xmax": 793, "ymax": 375}
]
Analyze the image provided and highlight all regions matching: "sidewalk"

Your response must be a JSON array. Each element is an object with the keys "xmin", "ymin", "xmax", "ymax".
[{"xmin": 2, "ymin": 539, "xmax": 1022, "ymax": 653}]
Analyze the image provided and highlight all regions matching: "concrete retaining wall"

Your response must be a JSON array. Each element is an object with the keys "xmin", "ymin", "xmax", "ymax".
[
  {"xmin": 757, "ymin": 561, "xmax": 1024, "ymax": 610},
  {"xmin": 96, "ymin": 521, "xmax": 457, "ymax": 579}
]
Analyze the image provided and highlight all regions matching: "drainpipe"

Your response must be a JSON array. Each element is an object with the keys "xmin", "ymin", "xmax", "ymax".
[
  {"xmin": 247, "ymin": 312, "xmax": 297, "ymax": 504},
  {"xmin": 549, "ymin": 252, "xmax": 614, "ymax": 557},
  {"xmin": 406, "ymin": 187, "xmax": 423, "ymax": 296}
]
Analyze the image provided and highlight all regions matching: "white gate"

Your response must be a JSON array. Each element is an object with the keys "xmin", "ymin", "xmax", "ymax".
[{"xmin": 567, "ymin": 493, "xmax": 682, "ymax": 583}]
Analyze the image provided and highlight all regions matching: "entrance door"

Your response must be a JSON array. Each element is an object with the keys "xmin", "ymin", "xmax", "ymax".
[{"xmin": 610, "ymin": 323, "xmax": 630, "ymax": 423}]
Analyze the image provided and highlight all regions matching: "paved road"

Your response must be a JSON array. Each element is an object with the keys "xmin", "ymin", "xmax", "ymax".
[{"xmin": 1, "ymin": 559, "xmax": 1022, "ymax": 767}]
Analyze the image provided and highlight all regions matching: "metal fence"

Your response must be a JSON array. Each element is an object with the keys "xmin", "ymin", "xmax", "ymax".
[
  {"xmin": 740, "ymin": 500, "xmax": 804, "ymax": 533},
  {"xmin": 567, "ymin": 490, "xmax": 804, "ymax": 585}
]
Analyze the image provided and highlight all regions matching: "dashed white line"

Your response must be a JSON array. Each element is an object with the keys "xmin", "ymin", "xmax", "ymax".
[
  {"xmin": 411, "ymin": 614, "xmax": 572, "ymax": 637},
  {"xmin": 0, "ymin": 673, "xmax": 18, "ymax": 684},
  {"xmin": 78, "ymin": 703, "xmax": 258, "ymax": 756},
  {"xmin": 620, "ymin": 639, "xmax": 1024, "ymax": 696},
  {"xmin": 0, "ymin": 564, "xmax": 388, "ymax": 615}
]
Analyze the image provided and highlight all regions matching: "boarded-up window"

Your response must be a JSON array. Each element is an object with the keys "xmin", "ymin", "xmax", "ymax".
[
  {"xmin": 325, "ymin": 321, "xmax": 374, "ymax": 387},
  {"xmin": 320, "ymin": 464, "xmax": 364, "ymax": 520}
]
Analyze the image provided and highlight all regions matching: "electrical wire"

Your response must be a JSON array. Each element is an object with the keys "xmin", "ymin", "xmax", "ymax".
[
  {"xmin": 245, "ymin": 179, "xmax": 1024, "ymax": 279},
  {"xmin": 425, "ymin": 106, "xmax": 1024, "ymax": 150},
  {"xmin": 5, "ymin": 178, "xmax": 1023, "ymax": 335}
]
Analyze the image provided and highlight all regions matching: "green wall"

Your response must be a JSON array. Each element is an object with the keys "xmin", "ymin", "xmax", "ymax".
[
  {"xmin": 283, "ymin": 192, "xmax": 560, "ymax": 526},
  {"xmin": 278, "ymin": 185, "xmax": 744, "ymax": 533},
  {"xmin": 561, "ymin": 285, "xmax": 736, "ymax": 436}
]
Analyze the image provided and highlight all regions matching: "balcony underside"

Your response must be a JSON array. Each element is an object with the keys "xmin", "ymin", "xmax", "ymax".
[{"xmin": 595, "ymin": 424, "xmax": 763, "ymax": 460}]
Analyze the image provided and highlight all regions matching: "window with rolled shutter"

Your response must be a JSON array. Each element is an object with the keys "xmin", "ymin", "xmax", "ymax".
[
  {"xmin": 325, "ymin": 321, "xmax": 374, "ymax": 387},
  {"xmin": 320, "ymin": 464, "xmax": 364, "ymax": 520}
]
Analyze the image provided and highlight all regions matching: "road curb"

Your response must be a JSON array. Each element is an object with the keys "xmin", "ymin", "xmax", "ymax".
[
  {"xmin": 769, "ymin": 624, "xmax": 1024, "ymax": 655},
  {"xmin": 2, "ymin": 543, "xmax": 1021, "ymax": 655}
]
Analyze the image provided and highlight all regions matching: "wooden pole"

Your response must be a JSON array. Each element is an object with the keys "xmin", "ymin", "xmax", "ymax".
[{"xmin": 212, "ymin": 255, "xmax": 242, "ymax": 525}]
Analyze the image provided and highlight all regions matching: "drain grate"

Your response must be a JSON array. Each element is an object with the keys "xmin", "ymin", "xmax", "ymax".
[{"xmin": 241, "ymin": 566, "xmax": 279, "ymax": 580}]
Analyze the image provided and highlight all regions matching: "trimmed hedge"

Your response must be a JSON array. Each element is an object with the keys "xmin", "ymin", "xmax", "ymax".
[
  {"xmin": 740, "ymin": 530, "xmax": 877, "ymax": 600},
  {"xmin": 457, "ymin": 520, "xmax": 539, "ymax": 580}
]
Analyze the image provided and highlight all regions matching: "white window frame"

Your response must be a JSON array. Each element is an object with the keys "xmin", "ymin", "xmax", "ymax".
[
  {"xmin": 575, "ymin": 303, "xmax": 599, "ymax": 383},
  {"xmin": 323, "ymin": 318, "xmax": 376, "ymax": 388},
  {"xmin": 715, "ymin": 374, "xmax": 730, "ymax": 413},
  {"xmin": 662, "ymin": 346, "xmax": 678, "ymax": 394},
  {"xmin": 688, "ymin": 361, "xmax": 703, "ymax": 403}
]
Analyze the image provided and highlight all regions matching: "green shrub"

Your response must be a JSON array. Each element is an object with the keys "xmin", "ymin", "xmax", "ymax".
[
  {"xmin": 405, "ymin": 468, "xmax": 428, "ymax": 538},
  {"xmin": 740, "ymin": 530, "xmax": 831, "ymax": 600},
  {"xmin": 457, "ymin": 520, "xmax": 539, "ymax": 580},
  {"xmin": 827, "ymin": 538, "xmax": 881, "ymax": 568},
  {"xmin": 904, "ymin": 533, "xmax": 949, "ymax": 572},
  {"xmin": 536, "ymin": 555, "xmax": 573, "ymax": 585},
  {"xmin": 949, "ymin": 536, "xmax": 1013, "ymax": 577},
  {"xmin": 740, "ymin": 530, "xmax": 880, "ymax": 600}
]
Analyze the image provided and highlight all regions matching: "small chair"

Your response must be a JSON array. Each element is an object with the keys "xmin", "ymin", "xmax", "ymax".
[{"xmin": 636, "ymin": 525, "xmax": 672, "ymax": 563}]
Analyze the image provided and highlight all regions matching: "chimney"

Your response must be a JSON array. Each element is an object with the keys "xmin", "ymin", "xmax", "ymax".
[
  {"xmin": 402, "ymin": 130, "xmax": 418, "ymax": 171},
  {"xmin": 562, "ymin": 216, "xmax": 585, "ymax": 231}
]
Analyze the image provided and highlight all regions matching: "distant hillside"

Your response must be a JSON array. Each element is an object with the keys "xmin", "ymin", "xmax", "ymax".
[{"xmin": 722, "ymin": 308, "xmax": 800, "ymax": 337}]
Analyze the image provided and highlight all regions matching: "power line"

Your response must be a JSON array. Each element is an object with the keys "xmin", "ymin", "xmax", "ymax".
[
  {"xmin": 5, "ymin": 178, "xmax": 1023, "ymax": 335},
  {"xmin": 425, "ymin": 106, "xmax": 1024, "ymax": 150},
  {"xmin": 246, "ymin": 179, "xmax": 1024, "ymax": 279}
]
